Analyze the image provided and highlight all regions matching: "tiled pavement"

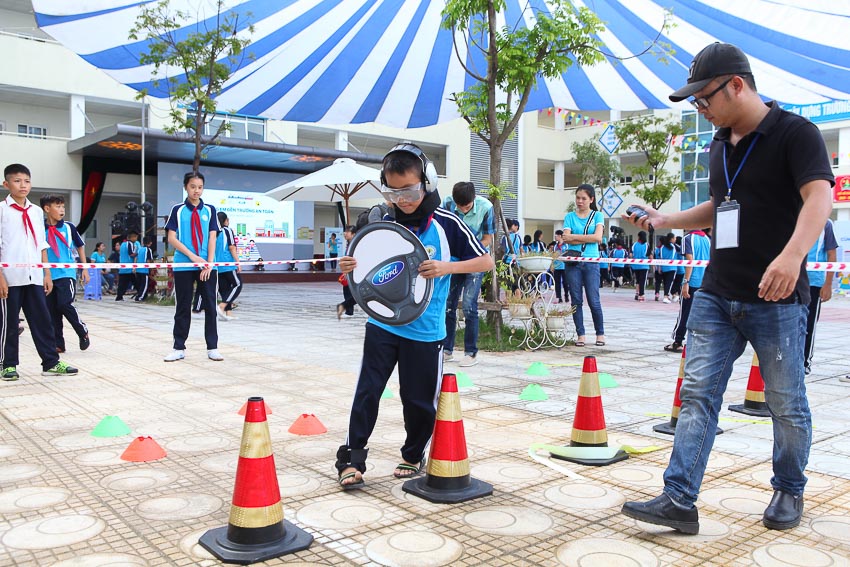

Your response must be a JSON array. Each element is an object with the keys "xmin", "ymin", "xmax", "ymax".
[{"xmin": 1, "ymin": 282, "xmax": 848, "ymax": 566}]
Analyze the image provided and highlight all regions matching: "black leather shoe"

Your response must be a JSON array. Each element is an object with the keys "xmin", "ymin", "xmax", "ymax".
[
  {"xmin": 763, "ymin": 490, "xmax": 803, "ymax": 530},
  {"xmin": 622, "ymin": 494, "xmax": 699, "ymax": 534}
]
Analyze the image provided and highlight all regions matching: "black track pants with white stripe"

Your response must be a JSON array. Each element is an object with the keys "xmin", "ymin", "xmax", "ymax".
[
  {"xmin": 46, "ymin": 277, "xmax": 88, "ymax": 350},
  {"xmin": 345, "ymin": 323, "xmax": 443, "ymax": 465}
]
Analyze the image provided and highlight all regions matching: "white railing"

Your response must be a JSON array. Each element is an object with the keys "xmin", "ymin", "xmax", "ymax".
[
  {"xmin": 0, "ymin": 130, "xmax": 71, "ymax": 142},
  {"xmin": 0, "ymin": 29, "xmax": 58, "ymax": 44}
]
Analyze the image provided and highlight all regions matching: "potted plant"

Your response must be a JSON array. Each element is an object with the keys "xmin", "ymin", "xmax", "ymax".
[
  {"xmin": 505, "ymin": 293, "xmax": 535, "ymax": 319},
  {"xmin": 516, "ymin": 250, "xmax": 556, "ymax": 273},
  {"xmin": 544, "ymin": 304, "xmax": 575, "ymax": 330}
]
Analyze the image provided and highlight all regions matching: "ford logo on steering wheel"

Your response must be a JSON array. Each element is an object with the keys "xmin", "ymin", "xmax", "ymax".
[{"xmin": 372, "ymin": 261, "xmax": 404, "ymax": 286}]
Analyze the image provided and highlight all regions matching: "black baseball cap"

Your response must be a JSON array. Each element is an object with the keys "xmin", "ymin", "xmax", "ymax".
[{"xmin": 669, "ymin": 43, "xmax": 752, "ymax": 102}]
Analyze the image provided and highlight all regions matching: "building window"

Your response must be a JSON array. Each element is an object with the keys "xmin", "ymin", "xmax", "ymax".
[
  {"xmin": 203, "ymin": 113, "xmax": 265, "ymax": 141},
  {"xmin": 680, "ymin": 111, "xmax": 714, "ymax": 210},
  {"xmin": 17, "ymin": 124, "xmax": 48, "ymax": 139}
]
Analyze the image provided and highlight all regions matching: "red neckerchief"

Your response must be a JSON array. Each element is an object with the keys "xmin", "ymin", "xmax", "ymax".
[
  {"xmin": 190, "ymin": 203, "xmax": 204, "ymax": 254},
  {"xmin": 10, "ymin": 203, "xmax": 36, "ymax": 246},
  {"xmin": 47, "ymin": 223, "xmax": 69, "ymax": 257},
  {"xmin": 690, "ymin": 230, "xmax": 707, "ymax": 237}
]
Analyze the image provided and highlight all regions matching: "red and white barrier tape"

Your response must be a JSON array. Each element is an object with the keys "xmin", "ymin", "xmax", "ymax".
[
  {"xmin": 0, "ymin": 256, "xmax": 846, "ymax": 271},
  {"xmin": 0, "ymin": 258, "xmax": 333, "ymax": 270},
  {"xmin": 547, "ymin": 256, "xmax": 846, "ymax": 272}
]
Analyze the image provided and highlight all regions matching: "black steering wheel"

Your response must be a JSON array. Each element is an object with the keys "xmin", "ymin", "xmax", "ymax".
[{"xmin": 347, "ymin": 222, "xmax": 433, "ymax": 326}]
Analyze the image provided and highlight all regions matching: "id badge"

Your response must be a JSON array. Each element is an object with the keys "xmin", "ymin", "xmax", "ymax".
[{"xmin": 715, "ymin": 200, "xmax": 740, "ymax": 250}]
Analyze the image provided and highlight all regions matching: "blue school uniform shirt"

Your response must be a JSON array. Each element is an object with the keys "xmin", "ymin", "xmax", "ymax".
[
  {"xmin": 657, "ymin": 245, "xmax": 678, "ymax": 272},
  {"xmin": 135, "ymin": 245, "xmax": 152, "ymax": 275},
  {"xmin": 119, "ymin": 240, "xmax": 138, "ymax": 274},
  {"xmin": 370, "ymin": 207, "xmax": 488, "ymax": 342},
  {"xmin": 806, "ymin": 220, "xmax": 838, "ymax": 288},
  {"xmin": 683, "ymin": 231, "xmax": 711, "ymax": 288},
  {"xmin": 44, "ymin": 220, "xmax": 84, "ymax": 280},
  {"xmin": 165, "ymin": 198, "xmax": 221, "ymax": 272},
  {"xmin": 553, "ymin": 242, "xmax": 567, "ymax": 270},
  {"xmin": 675, "ymin": 244, "xmax": 685, "ymax": 274},
  {"xmin": 502, "ymin": 232, "xmax": 522, "ymax": 262},
  {"xmin": 631, "ymin": 241, "xmax": 649, "ymax": 271},
  {"xmin": 216, "ymin": 226, "xmax": 237, "ymax": 273},
  {"xmin": 563, "ymin": 210, "xmax": 603, "ymax": 257},
  {"xmin": 611, "ymin": 247, "xmax": 626, "ymax": 268}
]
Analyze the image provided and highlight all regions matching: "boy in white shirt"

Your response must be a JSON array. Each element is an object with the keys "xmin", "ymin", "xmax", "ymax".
[{"xmin": 0, "ymin": 164, "xmax": 78, "ymax": 380}]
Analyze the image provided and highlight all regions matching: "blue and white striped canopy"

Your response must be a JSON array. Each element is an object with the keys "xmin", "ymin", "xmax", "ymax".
[{"xmin": 33, "ymin": 0, "xmax": 850, "ymax": 128}]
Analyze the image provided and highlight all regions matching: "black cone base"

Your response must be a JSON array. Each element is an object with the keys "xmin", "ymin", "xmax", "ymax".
[
  {"xmin": 402, "ymin": 476, "xmax": 493, "ymax": 504},
  {"xmin": 652, "ymin": 421, "xmax": 677, "ymax": 435},
  {"xmin": 550, "ymin": 448, "xmax": 629, "ymax": 467},
  {"xmin": 728, "ymin": 403, "xmax": 771, "ymax": 418},
  {"xmin": 199, "ymin": 521, "xmax": 313, "ymax": 565},
  {"xmin": 653, "ymin": 421, "xmax": 724, "ymax": 436}
]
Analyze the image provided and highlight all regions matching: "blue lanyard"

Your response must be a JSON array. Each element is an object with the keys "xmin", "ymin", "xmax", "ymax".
[{"xmin": 722, "ymin": 134, "xmax": 760, "ymax": 201}]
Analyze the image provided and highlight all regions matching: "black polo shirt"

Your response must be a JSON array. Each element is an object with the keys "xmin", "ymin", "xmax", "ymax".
[{"xmin": 701, "ymin": 102, "xmax": 834, "ymax": 304}]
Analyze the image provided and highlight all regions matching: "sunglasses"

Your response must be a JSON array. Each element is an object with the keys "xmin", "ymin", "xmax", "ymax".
[
  {"xmin": 380, "ymin": 183, "xmax": 424, "ymax": 203},
  {"xmin": 689, "ymin": 77, "xmax": 733, "ymax": 110}
]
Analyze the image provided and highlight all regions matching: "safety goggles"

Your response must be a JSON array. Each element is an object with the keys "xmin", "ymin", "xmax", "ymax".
[{"xmin": 380, "ymin": 183, "xmax": 424, "ymax": 203}]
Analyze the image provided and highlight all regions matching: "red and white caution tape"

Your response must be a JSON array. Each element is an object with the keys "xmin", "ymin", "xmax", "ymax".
[
  {"xmin": 551, "ymin": 256, "xmax": 847, "ymax": 272},
  {"xmin": 0, "ymin": 258, "xmax": 333, "ymax": 270}
]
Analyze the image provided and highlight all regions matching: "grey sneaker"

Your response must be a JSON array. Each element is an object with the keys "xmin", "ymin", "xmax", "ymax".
[
  {"xmin": 442, "ymin": 351, "xmax": 455, "ymax": 363},
  {"xmin": 42, "ymin": 361, "xmax": 79, "ymax": 376},
  {"xmin": 164, "ymin": 350, "xmax": 185, "ymax": 362},
  {"xmin": 2, "ymin": 367, "xmax": 19, "ymax": 381},
  {"xmin": 459, "ymin": 354, "xmax": 478, "ymax": 367},
  {"xmin": 207, "ymin": 349, "xmax": 224, "ymax": 361}
]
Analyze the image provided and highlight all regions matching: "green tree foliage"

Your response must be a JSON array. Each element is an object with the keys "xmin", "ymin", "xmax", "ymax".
[
  {"xmin": 129, "ymin": 0, "xmax": 253, "ymax": 173},
  {"xmin": 442, "ymin": 0, "xmax": 605, "ymax": 337},
  {"xmin": 571, "ymin": 138, "xmax": 621, "ymax": 199},
  {"xmin": 614, "ymin": 114, "xmax": 687, "ymax": 210}
]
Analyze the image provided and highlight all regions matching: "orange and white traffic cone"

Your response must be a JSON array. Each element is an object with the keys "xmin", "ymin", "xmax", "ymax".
[
  {"xmin": 653, "ymin": 347, "xmax": 724, "ymax": 436},
  {"xmin": 403, "ymin": 374, "xmax": 492, "ymax": 504},
  {"xmin": 552, "ymin": 356, "xmax": 628, "ymax": 466},
  {"xmin": 200, "ymin": 397, "xmax": 312, "ymax": 564},
  {"xmin": 728, "ymin": 353, "xmax": 771, "ymax": 418}
]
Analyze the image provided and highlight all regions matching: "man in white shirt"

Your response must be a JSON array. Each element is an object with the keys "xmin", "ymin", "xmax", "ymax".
[{"xmin": 1, "ymin": 164, "xmax": 78, "ymax": 380}]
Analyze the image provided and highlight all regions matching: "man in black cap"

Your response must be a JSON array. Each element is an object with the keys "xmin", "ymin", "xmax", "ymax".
[{"xmin": 621, "ymin": 43, "xmax": 834, "ymax": 534}]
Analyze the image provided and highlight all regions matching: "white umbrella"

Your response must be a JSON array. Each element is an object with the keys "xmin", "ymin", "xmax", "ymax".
[{"xmin": 265, "ymin": 158, "xmax": 382, "ymax": 224}]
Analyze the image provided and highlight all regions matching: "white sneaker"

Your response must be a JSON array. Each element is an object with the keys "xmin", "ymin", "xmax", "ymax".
[
  {"xmin": 443, "ymin": 351, "xmax": 455, "ymax": 363},
  {"xmin": 216, "ymin": 306, "xmax": 229, "ymax": 322},
  {"xmin": 459, "ymin": 354, "xmax": 478, "ymax": 367},
  {"xmin": 207, "ymin": 349, "xmax": 224, "ymax": 361},
  {"xmin": 225, "ymin": 314, "xmax": 237, "ymax": 320},
  {"xmin": 662, "ymin": 297, "xmax": 672, "ymax": 304},
  {"xmin": 164, "ymin": 350, "xmax": 185, "ymax": 362},
  {"xmin": 839, "ymin": 375, "xmax": 850, "ymax": 384}
]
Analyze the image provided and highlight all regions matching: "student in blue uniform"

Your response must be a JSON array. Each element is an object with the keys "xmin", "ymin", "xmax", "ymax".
[
  {"xmin": 631, "ymin": 231, "xmax": 650, "ymax": 301},
  {"xmin": 134, "ymin": 236, "xmax": 154, "ymax": 302},
  {"xmin": 666, "ymin": 229, "xmax": 711, "ymax": 352},
  {"xmin": 115, "ymin": 231, "xmax": 139, "ymax": 301},
  {"xmin": 803, "ymin": 220, "xmax": 837, "ymax": 374},
  {"xmin": 163, "ymin": 172, "xmax": 221, "ymax": 362},
  {"xmin": 41, "ymin": 194, "xmax": 90, "ymax": 354},
  {"xmin": 215, "ymin": 212, "xmax": 242, "ymax": 321},
  {"xmin": 334, "ymin": 144, "xmax": 494, "ymax": 489}
]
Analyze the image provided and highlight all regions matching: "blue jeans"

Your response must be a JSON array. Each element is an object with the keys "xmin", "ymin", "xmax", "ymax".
[
  {"xmin": 444, "ymin": 272, "xmax": 484, "ymax": 356},
  {"xmin": 565, "ymin": 262, "xmax": 604, "ymax": 337},
  {"xmin": 663, "ymin": 291, "xmax": 811, "ymax": 507}
]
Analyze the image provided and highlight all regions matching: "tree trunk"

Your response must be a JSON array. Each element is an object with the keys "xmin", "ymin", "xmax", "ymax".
[
  {"xmin": 193, "ymin": 104, "xmax": 203, "ymax": 174},
  {"xmin": 486, "ymin": 145, "xmax": 505, "ymax": 342}
]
